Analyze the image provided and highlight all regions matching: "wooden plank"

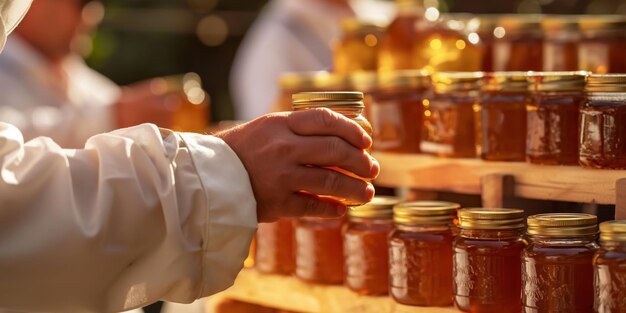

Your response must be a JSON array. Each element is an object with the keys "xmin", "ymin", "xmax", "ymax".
[
  {"xmin": 211, "ymin": 270, "xmax": 459, "ymax": 313},
  {"xmin": 481, "ymin": 174, "xmax": 515, "ymax": 208},
  {"xmin": 373, "ymin": 153, "xmax": 626, "ymax": 205},
  {"xmin": 616, "ymin": 178, "xmax": 626, "ymax": 219}
]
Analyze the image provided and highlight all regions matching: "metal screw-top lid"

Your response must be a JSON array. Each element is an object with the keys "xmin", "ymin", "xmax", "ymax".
[
  {"xmin": 393, "ymin": 201, "xmax": 460, "ymax": 225},
  {"xmin": 432, "ymin": 72, "xmax": 485, "ymax": 93},
  {"xmin": 378, "ymin": 70, "xmax": 431, "ymax": 91},
  {"xmin": 458, "ymin": 208, "xmax": 525, "ymax": 230},
  {"xmin": 586, "ymin": 74, "xmax": 626, "ymax": 93},
  {"xmin": 292, "ymin": 92, "xmax": 365, "ymax": 109},
  {"xmin": 482, "ymin": 72, "xmax": 529, "ymax": 93},
  {"xmin": 348, "ymin": 196, "xmax": 401, "ymax": 219},
  {"xmin": 527, "ymin": 213, "xmax": 598, "ymax": 236},
  {"xmin": 600, "ymin": 220, "xmax": 626, "ymax": 242},
  {"xmin": 527, "ymin": 71, "xmax": 588, "ymax": 92}
]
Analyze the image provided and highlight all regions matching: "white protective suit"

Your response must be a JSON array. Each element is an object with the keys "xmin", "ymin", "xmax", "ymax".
[{"xmin": 0, "ymin": 1, "xmax": 257, "ymax": 312}]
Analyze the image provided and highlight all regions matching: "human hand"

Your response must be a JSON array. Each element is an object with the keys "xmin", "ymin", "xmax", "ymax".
[
  {"xmin": 115, "ymin": 78, "xmax": 179, "ymax": 129},
  {"xmin": 215, "ymin": 108, "xmax": 380, "ymax": 222}
]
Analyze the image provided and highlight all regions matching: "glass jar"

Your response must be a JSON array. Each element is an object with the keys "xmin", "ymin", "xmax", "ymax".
[
  {"xmin": 526, "ymin": 71, "xmax": 587, "ymax": 165},
  {"xmin": 594, "ymin": 220, "xmax": 626, "ymax": 313},
  {"xmin": 467, "ymin": 15, "xmax": 498, "ymax": 72},
  {"xmin": 368, "ymin": 70, "xmax": 431, "ymax": 153},
  {"xmin": 422, "ymin": 72, "xmax": 483, "ymax": 158},
  {"xmin": 542, "ymin": 16, "xmax": 580, "ymax": 71},
  {"xmin": 454, "ymin": 208, "xmax": 527, "ymax": 313},
  {"xmin": 579, "ymin": 15, "xmax": 626, "ymax": 74},
  {"xmin": 295, "ymin": 217, "xmax": 345, "ymax": 285},
  {"xmin": 477, "ymin": 72, "xmax": 529, "ymax": 161},
  {"xmin": 378, "ymin": 0, "xmax": 424, "ymax": 72},
  {"xmin": 292, "ymin": 92, "xmax": 373, "ymax": 205},
  {"xmin": 343, "ymin": 196, "xmax": 399, "ymax": 295},
  {"xmin": 580, "ymin": 74, "xmax": 626, "ymax": 169},
  {"xmin": 334, "ymin": 18, "xmax": 384, "ymax": 74},
  {"xmin": 493, "ymin": 15, "xmax": 543, "ymax": 71},
  {"xmin": 389, "ymin": 201, "xmax": 460, "ymax": 306},
  {"xmin": 523, "ymin": 213, "xmax": 599, "ymax": 313},
  {"xmin": 255, "ymin": 218, "xmax": 295, "ymax": 275}
]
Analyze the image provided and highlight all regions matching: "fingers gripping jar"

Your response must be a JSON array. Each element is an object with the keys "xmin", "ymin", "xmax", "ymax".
[
  {"xmin": 389, "ymin": 201, "xmax": 460, "ymax": 306},
  {"xmin": 343, "ymin": 196, "xmax": 399, "ymax": 295},
  {"xmin": 523, "ymin": 213, "xmax": 599, "ymax": 313},
  {"xmin": 454, "ymin": 208, "xmax": 527, "ymax": 313},
  {"xmin": 594, "ymin": 220, "xmax": 626, "ymax": 313}
]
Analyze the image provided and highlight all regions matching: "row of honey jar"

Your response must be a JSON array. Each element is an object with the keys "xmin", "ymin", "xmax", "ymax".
[
  {"xmin": 336, "ymin": 0, "xmax": 626, "ymax": 74},
  {"xmin": 254, "ymin": 197, "xmax": 626, "ymax": 313},
  {"xmin": 275, "ymin": 71, "xmax": 626, "ymax": 169}
]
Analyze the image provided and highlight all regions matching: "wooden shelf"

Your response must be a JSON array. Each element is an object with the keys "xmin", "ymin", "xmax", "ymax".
[
  {"xmin": 373, "ymin": 152, "xmax": 626, "ymax": 206},
  {"xmin": 208, "ymin": 270, "xmax": 458, "ymax": 313}
]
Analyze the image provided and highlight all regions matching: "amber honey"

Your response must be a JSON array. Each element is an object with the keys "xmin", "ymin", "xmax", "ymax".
[
  {"xmin": 422, "ymin": 72, "xmax": 483, "ymax": 158},
  {"xmin": 295, "ymin": 217, "xmax": 345, "ymax": 285},
  {"xmin": 154, "ymin": 73, "xmax": 210, "ymax": 133},
  {"xmin": 594, "ymin": 220, "xmax": 626, "ymax": 313},
  {"xmin": 255, "ymin": 219, "xmax": 295, "ymax": 275},
  {"xmin": 580, "ymin": 74, "xmax": 626, "ymax": 169},
  {"xmin": 493, "ymin": 15, "xmax": 543, "ymax": 71},
  {"xmin": 466, "ymin": 15, "xmax": 498, "ymax": 72},
  {"xmin": 292, "ymin": 92, "xmax": 373, "ymax": 206},
  {"xmin": 366, "ymin": 70, "xmax": 430, "ymax": 153},
  {"xmin": 343, "ymin": 197, "xmax": 399, "ymax": 295},
  {"xmin": 378, "ymin": 0, "xmax": 423, "ymax": 72},
  {"xmin": 523, "ymin": 213, "xmax": 599, "ymax": 313},
  {"xmin": 389, "ymin": 201, "xmax": 460, "ymax": 306},
  {"xmin": 334, "ymin": 18, "xmax": 384, "ymax": 74},
  {"xmin": 579, "ymin": 15, "xmax": 626, "ymax": 74},
  {"xmin": 542, "ymin": 16, "xmax": 580, "ymax": 71},
  {"xmin": 454, "ymin": 208, "xmax": 526, "ymax": 313},
  {"xmin": 526, "ymin": 72, "xmax": 587, "ymax": 165},
  {"xmin": 477, "ymin": 72, "xmax": 529, "ymax": 161}
]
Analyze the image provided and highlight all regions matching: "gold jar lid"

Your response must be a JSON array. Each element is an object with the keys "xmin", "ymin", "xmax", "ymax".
[
  {"xmin": 349, "ymin": 196, "xmax": 401, "ymax": 219},
  {"xmin": 586, "ymin": 74, "xmax": 626, "ymax": 93},
  {"xmin": 579, "ymin": 15, "xmax": 626, "ymax": 33},
  {"xmin": 341, "ymin": 18, "xmax": 385, "ymax": 34},
  {"xmin": 458, "ymin": 208, "xmax": 525, "ymax": 230},
  {"xmin": 600, "ymin": 220, "xmax": 626, "ymax": 242},
  {"xmin": 482, "ymin": 72, "xmax": 529, "ymax": 92},
  {"xmin": 527, "ymin": 71, "xmax": 588, "ymax": 92},
  {"xmin": 279, "ymin": 71, "xmax": 326, "ymax": 91},
  {"xmin": 350, "ymin": 71, "xmax": 378, "ymax": 92},
  {"xmin": 393, "ymin": 201, "xmax": 460, "ymax": 225},
  {"xmin": 541, "ymin": 15, "xmax": 581, "ymax": 33},
  {"xmin": 378, "ymin": 70, "xmax": 430, "ymax": 91},
  {"xmin": 292, "ymin": 91, "xmax": 364, "ymax": 109},
  {"xmin": 432, "ymin": 72, "xmax": 485, "ymax": 93},
  {"xmin": 527, "ymin": 213, "xmax": 598, "ymax": 236},
  {"xmin": 497, "ymin": 14, "xmax": 543, "ymax": 35}
]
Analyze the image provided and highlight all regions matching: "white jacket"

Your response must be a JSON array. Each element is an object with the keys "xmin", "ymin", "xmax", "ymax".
[{"xmin": 0, "ymin": 123, "xmax": 257, "ymax": 312}]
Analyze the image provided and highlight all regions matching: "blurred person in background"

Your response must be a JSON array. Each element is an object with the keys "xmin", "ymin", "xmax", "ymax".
[
  {"xmin": 0, "ymin": 0, "xmax": 176, "ymax": 149},
  {"xmin": 230, "ymin": 0, "xmax": 394, "ymax": 121}
]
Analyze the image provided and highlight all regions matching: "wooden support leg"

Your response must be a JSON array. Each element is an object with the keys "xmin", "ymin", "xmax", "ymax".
[
  {"xmin": 616, "ymin": 178, "xmax": 626, "ymax": 220},
  {"xmin": 481, "ymin": 174, "xmax": 515, "ymax": 208}
]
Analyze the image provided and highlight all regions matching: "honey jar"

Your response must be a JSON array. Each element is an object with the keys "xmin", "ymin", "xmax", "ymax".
[
  {"xmin": 255, "ymin": 219, "xmax": 295, "ymax": 275},
  {"xmin": 594, "ymin": 220, "xmax": 626, "ymax": 313},
  {"xmin": 542, "ymin": 15, "xmax": 580, "ymax": 71},
  {"xmin": 454, "ymin": 208, "xmax": 526, "ymax": 313},
  {"xmin": 389, "ymin": 201, "xmax": 460, "ymax": 306},
  {"xmin": 295, "ymin": 217, "xmax": 345, "ymax": 285},
  {"xmin": 368, "ymin": 70, "xmax": 430, "ymax": 153},
  {"xmin": 334, "ymin": 18, "xmax": 385, "ymax": 74},
  {"xmin": 523, "ymin": 213, "xmax": 599, "ymax": 313},
  {"xmin": 526, "ymin": 71, "xmax": 587, "ymax": 165},
  {"xmin": 467, "ymin": 15, "xmax": 498, "ymax": 72},
  {"xmin": 343, "ymin": 196, "xmax": 399, "ymax": 295},
  {"xmin": 477, "ymin": 72, "xmax": 529, "ymax": 161},
  {"xmin": 579, "ymin": 15, "xmax": 626, "ymax": 74},
  {"xmin": 422, "ymin": 72, "xmax": 483, "ymax": 158},
  {"xmin": 580, "ymin": 74, "xmax": 626, "ymax": 169},
  {"xmin": 378, "ymin": 0, "xmax": 424, "ymax": 72},
  {"xmin": 493, "ymin": 15, "xmax": 543, "ymax": 71},
  {"xmin": 292, "ymin": 92, "xmax": 373, "ymax": 205}
]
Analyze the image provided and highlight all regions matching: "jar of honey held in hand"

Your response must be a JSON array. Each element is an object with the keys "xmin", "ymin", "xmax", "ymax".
[
  {"xmin": 594, "ymin": 220, "xmax": 626, "ymax": 313},
  {"xmin": 523, "ymin": 213, "xmax": 598, "ymax": 313},
  {"xmin": 454, "ymin": 208, "xmax": 526, "ymax": 313},
  {"xmin": 389, "ymin": 201, "xmax": 459, "ymax": 306},
  {"xmin": 292, "ymin": 92, "xmax": 373, "ymax": 206},
  {"xmin": 343, "ymin": 196, "xmax": 399, "ymax": 295}
]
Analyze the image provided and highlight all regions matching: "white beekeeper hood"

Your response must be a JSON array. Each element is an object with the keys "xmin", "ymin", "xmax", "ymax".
[{"xmin": 0, "ymin": 0, "xmax": 32, "ymax": 52}]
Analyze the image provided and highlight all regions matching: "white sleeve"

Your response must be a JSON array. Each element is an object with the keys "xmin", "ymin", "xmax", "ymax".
[{"xmin": 0, "ymin": 122, "xmax": 257, "ymax": 312}]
